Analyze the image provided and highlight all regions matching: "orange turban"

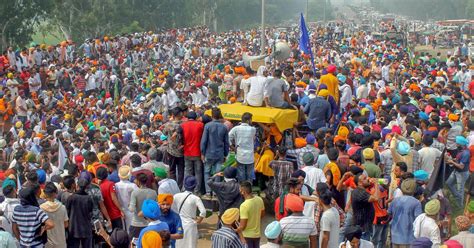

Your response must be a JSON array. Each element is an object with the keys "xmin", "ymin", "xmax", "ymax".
[
  {"xmin": 284, "ymin": 194, "xmax": 304, "ymax": 212},
  {"xmin": 234, "ymin": 66, "xmax": 246, "ymax": 74},
  {"xmin": 142, "ymin": 231, "xmax": 162, "ymax": 248},
  {"xmin": 136, "ymin": 129, "xmax": 143, "ymax": 137},
  {"xmin": 448, "ymin": 114, "xmax": 459, "ymax": 122},
  {"xmin": 334, "ymin": 135, "xmax": 346, "ymax": 144},
  {"xmin": 294, "ymin": 138, "xmax": 307, "ymax": 148},
  {"xmin": 428, "ymin": 126, "xmax": 438, "ymax": 132},
  {"xmin": 409, "ymin": 83, "xmax": 421, "ymax": 92},
  {"xmin": 295, "ymin": 81, "xmax": 307, "ymax": 88},
  {"xmin": 157, "ymin": 194, "xmax": 173, "ymax": 205}
]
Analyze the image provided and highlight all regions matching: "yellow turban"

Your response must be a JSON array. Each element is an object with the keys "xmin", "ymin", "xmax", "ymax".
[
  {"xmin": 425, "ymin": 199, "xmax": 440, "ymax": 215},
  {"xmin": 142, "ymin": 230, "xmax": 162, "ymax": 248},
  {"xmin": 318, "ymin": 89, "xmax": 329, "ymax": 97},
  {"xmin": 157, "ymin": 194, "xmax": 173, "ymax": 205},
  {"xmin": 221, "ymin": 208, "xmax": 240, "ymax": 225},
  {"xmin": 337, "ymin": 126, "xmax": 349, "ymax": 139}
]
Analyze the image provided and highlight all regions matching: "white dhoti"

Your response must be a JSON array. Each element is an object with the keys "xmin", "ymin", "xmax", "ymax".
[{"xmin": 175, "ymin": 220, "xmax": 198, "ymax": 248}]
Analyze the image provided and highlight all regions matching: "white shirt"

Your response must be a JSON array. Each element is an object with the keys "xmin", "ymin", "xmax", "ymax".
[
  {"xmin": 228, "ymin": 123, "xmax": 256, "ymax": 164},
  {"xmin": 356, "ymin": 85, "xmax": 369, "ymax": 99},
  {"xmin": 468, "ymin": 131, "xmax": 474, "ymax": 147},
  {"xmin": 158, "ymin": 178, "xmax": 180, "ymax": 195},
  {"xmin": 0, "ymin": 198, "xmax": 21, "ymax": 234},
  {"xmin": 115, "ymin": 180, "xmax": 138, "ymax": 212},
  {"xmin": 418, "ymin": 147, "xmax": 442, "ymax": 176},
  {"xmin": 166, "ymin": 89, "xmax": 178, "ymax": 109},
  {"xmin": 191, "ymin": 88, "xmax": 208, "ymax": 107},
  {"xmin": 28, "ymin": 76, "xmax": 41, "ymax": 92},
  {"xmin": 171, "ymin": 191, "xmax": 206, "ymax": 223},
  {"xmin": 319, "ymin": 207, "xmax": 340, "ymax": 248},
  {"xmin": 381, "ymin": 65, "xmax": 390, "ymax": 82},
  {"xmin": 245, "ymin": 76, "xmax": 267, "ymax": 106},
  {"xmin": 302, "ymin": 166, "xmax": 327, "ymax": 190},
  {"xmin": 86, "ymin": 73, "xmax": 97, "ymax": 91},
  {"xmin": 260, "ymin": 243, "xmax": 281, "ymax": 248},
  {"xmin": 413, "ymin": 213, "xmax": 441, "ymax": 248}
]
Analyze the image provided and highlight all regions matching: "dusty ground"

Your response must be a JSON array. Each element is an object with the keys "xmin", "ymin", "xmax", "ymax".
[{"xmin": 196, "ymin": 210, "xmax": 274, "ymax": 247}]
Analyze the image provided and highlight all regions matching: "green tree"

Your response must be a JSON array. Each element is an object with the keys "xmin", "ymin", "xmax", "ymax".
[{"xmin": 0, "ymin": 0, "xmax": 53, "ymax": 51}]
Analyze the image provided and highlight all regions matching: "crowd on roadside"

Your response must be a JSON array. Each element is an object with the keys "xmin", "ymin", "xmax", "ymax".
[{"xmin": 0, "ymin": 22, "xmax": 473, "ymax": 248}]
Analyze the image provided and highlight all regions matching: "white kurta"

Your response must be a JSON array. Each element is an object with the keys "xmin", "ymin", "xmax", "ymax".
[
  {"xmin": 115, "ymin": 180, "xmax": 138, "ymax": 232},
  {"xmin": 172, "ymin": 191, "xmax": 206, "ymax": 248}
]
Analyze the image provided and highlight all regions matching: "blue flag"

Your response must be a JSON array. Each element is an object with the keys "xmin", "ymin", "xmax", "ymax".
[{"xmin": 299, "ymin": 13, "xmax": 316, "ymax": 72}]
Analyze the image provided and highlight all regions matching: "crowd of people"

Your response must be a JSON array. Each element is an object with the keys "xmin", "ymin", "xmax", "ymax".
[{"xmin": 0, "ymin": 21, "xmax": 473, "ymax": 248}]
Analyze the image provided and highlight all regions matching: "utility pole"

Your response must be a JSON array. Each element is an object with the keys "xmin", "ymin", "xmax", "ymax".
[
  {"xmin": 306, "ymin": 0, "xmax": 309, "ymax": 22},
  {"xmin": 261, "ymin": 0, "xmax": 266, "ymax": 55},
  {"xmin": 323, "ymin": 0, "xmax": 326, "ymax": 22}
]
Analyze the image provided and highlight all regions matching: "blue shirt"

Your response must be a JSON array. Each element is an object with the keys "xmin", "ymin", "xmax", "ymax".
[
  {"xmin": 107, "ymin": 170, "xmax": 120, "ymax": 183},
  {"xmin": 158, "ymin": 211, "xmax": 183, "ymax": 248},
  {"xmin": 200, "ymin": 120, "xmax": 229, "ymax": 160},
  {"xmin": 388, "ymin": 195, "xmax": 422, "ymax": 245},
  {"xmin": 304, "ymin": 97, "xmax": 332, "ymax": 130},
  {"xmin": 298, "ymin": 94, "xmax": 309, "ymax": 107},
  {"xmin": 456, "ymin": 149, "xmax": 470, "ymax": 172}
]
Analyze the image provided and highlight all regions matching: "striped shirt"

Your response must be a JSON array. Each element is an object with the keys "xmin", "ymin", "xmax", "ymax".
[
  {"xmin": 12, "ymin": 205, "xmax": 49, "ymax": 247},
  {"xmin": 280, "ymin": 215, "xmax": 317, "ymax": 245},
  {"xmin": 211, "ymin": 226, "xmax": 245, "ymax": 248}
]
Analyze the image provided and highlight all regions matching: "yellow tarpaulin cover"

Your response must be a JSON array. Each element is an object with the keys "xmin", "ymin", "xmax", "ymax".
[{"xmin": 208, "ymin": 103, "xmax": 298, "ymax": 132}]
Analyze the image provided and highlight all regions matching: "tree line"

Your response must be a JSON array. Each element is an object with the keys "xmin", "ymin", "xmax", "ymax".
[
  {"xmin": 370, "ymin": 0, "xmax": 474, "ymax": 21},
  {"xmin": 0, "ymin": 0, "xmax": 334, "ymax": 51}
]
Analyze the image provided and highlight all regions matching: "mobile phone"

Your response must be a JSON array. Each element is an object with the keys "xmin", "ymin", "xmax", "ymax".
[
  {"xmin": 131, "ymin": 237, "xmax": 138, "ymax": 245},
  {"xmin": 93, "ymin": 220, "xmax": 101, "ymax": 232}
]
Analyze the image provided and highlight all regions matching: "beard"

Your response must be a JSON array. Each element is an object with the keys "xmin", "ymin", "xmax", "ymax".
[{"xmin": 161, "ymin": 208, "xmax": 170, "ymax": 215}]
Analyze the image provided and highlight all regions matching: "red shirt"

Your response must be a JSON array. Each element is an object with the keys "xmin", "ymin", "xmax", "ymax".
[
  {"xmin": 99, "ymin": 179, "xmax": 122, "ymax": 220},
  {"xmin": 469, "ymin": 80, "xmax": 474, "ymax": 96},
  {"xmin": 180, "ymin": 120, "xmax": 204, "ymax": 157}
]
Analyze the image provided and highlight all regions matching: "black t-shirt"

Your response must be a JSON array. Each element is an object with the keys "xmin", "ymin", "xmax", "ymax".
[{"xmin": 351, "ymin": 187, "xmax": 375, "ymax": 232}]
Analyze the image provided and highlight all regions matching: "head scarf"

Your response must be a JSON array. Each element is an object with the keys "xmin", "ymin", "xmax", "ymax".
[
  {"xmin": 110, "ymin": 228, "xmax": 131, "ymax": 248},
  {"xmin": 221, "ymin": 208, "xmax": 240, "ymax": 225},
  {"xmin": 443, "ymin": 240, "xmax": 463, "ymax": 248},
  {"xmin": 425, "ymin": 199, "xmax": 441, "ymax": 215},
  {"xmin": 119, "ymin": 166, "xmax": 131, "ymax": 180},
  {"xmin": 401, "ymin": 178, "xmax": 416, "ymax": 195},
  {"xmin": 411, "ymin": 237, "xmax": 433, "ymax": 248},
  {"xmin": 157, "ymin": 194, "xmax": 173, "ymax": 205},
  {"xmin": 454, "ymin": 215, "xmax": 471, "ymax": 231},
  {"xmin": 467, "ymin": 200, "xmax": 474, "ymax": 213},
  {"xmin": 224, "ymin": 166, "xmax": 238, "ymax": 179},
  {"xmin": 19, "ymin": 187, "xmax": 39, "ymax": 207},
  {"xmin": 414, "ymin": 170, "xmax": 429, "ymax": 182},
  {"xmin": 265, "ymin": 221, "xmax": 282, "ymax": 239},
  {"xmin": 285, "ymin": 193, "xmax": 304, "ymax": 212},
  {"xmin": 142, "ymin": 199, "xmax": 161, "ymax": 220},
  {"xmin": 153, "ymin": 167, "xmax": 167, "ymax": 179},
  {"xmin": 142, "ymin": 231, "xmax": 162, "ymax": 248},
  {"xmin": 184, "ymin": 176, "xmax": 197, "ymax": 191}
]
